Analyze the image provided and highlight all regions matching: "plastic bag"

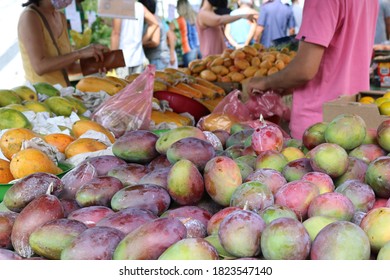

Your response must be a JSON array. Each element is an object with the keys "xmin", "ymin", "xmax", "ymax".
[
  {"xmin": 197, "ymin": 89, "xmax": 250, "ymax": 131},
  {"xmin": 91, "ymin": 65, "xmax": 155, "ymax": 138},
  {"xmin": 245, "ymin": 90, "xmax": 291, "ymax": 121}
]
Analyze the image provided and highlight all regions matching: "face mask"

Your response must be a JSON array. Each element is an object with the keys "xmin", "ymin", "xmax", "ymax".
[{"xmin": 51, "ymin": 0, "xmax": 72, "ymax": 10}]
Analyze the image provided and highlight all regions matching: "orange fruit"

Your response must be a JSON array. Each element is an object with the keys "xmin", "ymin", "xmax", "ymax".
[
  {"xmin": 64, "ymin": 138, "xmax": 108, "ymax": 159},
  {"xmin": 43, "ymin": 133, "xmax": 75, "ymax": 154},
  {"xmin": 375, "ymin": 97, "xmax": 390, "ymax": 107},
  {"xmin": 10, "ymin": 148, "xmax": 62, "ymax": 179},
  {"xmin": 0, "ymin": 128, "xmax": 39, "ymax": 160},
  {"xmin": 0, "ymin": 158, "xmax": 14, "ymax": 183},
  {"xmin": 359, "ymin": 96, "xmax": 375, "ymax": 104},
  {"xmin": 379, "ymin": 101, "xmax": 390, "ymax": 116}
]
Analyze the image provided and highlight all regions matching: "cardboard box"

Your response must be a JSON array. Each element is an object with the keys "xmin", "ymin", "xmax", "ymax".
[{"xmin": 323, "ymin": 91, "xmax": 389, "ymax": 129}]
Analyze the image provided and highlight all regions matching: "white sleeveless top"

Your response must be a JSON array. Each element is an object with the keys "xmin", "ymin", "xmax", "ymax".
[{"xmin": 119, "ymin": 2, "xmax": 146, "ymax": 67}]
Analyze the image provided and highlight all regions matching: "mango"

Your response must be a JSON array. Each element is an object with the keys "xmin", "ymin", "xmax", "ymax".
[
  {"xmin": 160, "ymin": 205, "xmax": 212, "ymax": 229},
  {"xmin": 23, "ymin": 100, "xmax": 51, "ymax": 113},
  {"xmin": 307, "ymin": 192, "xmax": 355, "ymax": 221},
  {"xmin": 29, "ymin": 218, "xmax": 88, "ymax": 259},
  {"xmin": 302, "ymin": 121, "xmax": 328, "ymax": 150},
  {"xmin": 107, "ymin": 163, "xmax": 148, "ymax": 186},
  {"xmin": 0, "ymin": 248, "xmax": 23, "ymax": 260},
  {"xmin": 218, "ymin": 209, "xmax": 266, "ymax": 258},
  {"xmin": 138, "ymin": 167, "xmax": 171, "ymax": 189},
  {"xmin": 167, "ymin": 159, "xmax": 204, "ymax": 205},
  {"xmin": 335, "ymin": 179, "xmax": 375, "ymax": 212},
  {"xmin": 308, "ymin": 143, "xmax": 349, "ymax": 178},
  {"xmin": 10, "ymin": 148, "xmax": 63, "ymax": 179},
  {"xmin": 226, "ymin": 129, "xmax": 254, "ymax": 148},
  {"xmin": 302, "ymin": 216, "xmax": 337, "ymax": 242},
  {"xmin": 0, "ymin": 212, "xmax": 18, "ymax": 249},
  {"xmin": 5, "ymin": 104, "xmax": 28, "ymax": 112},
  {"xmin": 11, "ymin": 194, "xmax": 64, "ymax": 258},
  {"xmin": 333, "ymin": 156, "xmax": 368, "ymax": 187},
  {"xmin": 261, "ymin": 217, "xmax": 311, "ymax": 260},
  {"xmin": 204, "ymin": 156, "xmax": 242, "ymax": 206},
  {"xmin": 113, "ymin": 217, "xmax": 187, "ymax": 260},
  {"xmin": 324, "ymin": 113, "xmax": 367, "ymax": 151},
  {"xmin": 64, "ymin": 96, "xmax": 88, "ymax": 115},
  {"xmin": 245, "ymin": 168, "xmax": 287, "ymax": 195},
  {"xmin": 0, "ymin": 89, "xmax": 22, "ymax": 106},
  {"xmin": 75, "ymin": 175, "xmax": 124, "ymax": 207},
  {"xmin": 0, "ymin": 127, "xmax": 38, "ymax": 160},
  {"xmin": 255, "ymin": 150, "xmax": 288, "ymax": 173},
  {"xmin": 64, "ymin": 138, "xmax": 108, "ymax": 159},
  {"xmin": 60, "ymin": 226, "xmax": 124, "ymax": 260},
  {"xmin": 32, "ymin": 82, "xmax": 60, "ymax": 97},
  {"xmin": 166, "ymin": 137, "xmax": 216, "ymax": 170},
  {"xmin": 72, "ymin": 119, "xmax": 115, "ymax": 144},
  {"xmin": 158, "ymin": 238, "xmax": 219, "ymax": 260},
  {"xmin": 96, "ymin": 207, "xmax": 157, "ymax": 235},
  {"xmin": 44, "ymin": 96, "xmax": 76, "ymax": 116},
  {"xmin": 274, "ymin": 180, "xmax": 320, "ymax": 220},
  {"xmin": 67, "ymin": 205, "xmax": 114, "ymax": 228},
  {"xmin": 206, "ymin": 206, "xmax": 241, "ymax": 236},
  {"xmin": 360, "ymin": 207, "xmax": 390, "ymax": 253},
  {"xmin": 3, "ymin": 172, "xmax": 64, "ymax": 213},
  {"xmin": 110, "ymin": 184, "xmax": 171, "ymax": 215},
  {"xmin": 281, "ymin": 157, "xmax": 313, "ymax": 182},
  {"xmin": 82, "ymin": 155, "xmax": 127, "ymax": 176},
  {"xmin": 311, "ymin": 221, "xmax": 370, "ymax": 259},
  {"xmin": 60, "ymin": 161, "xmax": 98, "ymax": 200},
  {"xmin": 155, "ymin": 126, "xmax": 207, "ymax": 154},
  {"xmin": 230, "ymin": 181, "xmax": 274, "ymax": 212},
  {"xmin": 364, "ymin": 156, "xmax": 390, "ymax": 198},
  {"xmin": 11, "ymin": 85, "xmax": 37, "ymax": 101},
  {"xmin": 112, "ymin": 130, "xmax": 159, "ymax": 163},
  {"xmin": 204, "ymin": 234, "xmax": 236, "ymax": 259},
  {"xmin": 259, "ymin": 205, "xmax": 298, "ymax": 225},
  {"xmin": 0, "ymin": 108, "xmax": 32, "ymax": 130}
]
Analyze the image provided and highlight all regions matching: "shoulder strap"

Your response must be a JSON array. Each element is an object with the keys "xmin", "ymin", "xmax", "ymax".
[{"xmin": 30, "ymin": 5, "xmax": 71, "ymax": 86}]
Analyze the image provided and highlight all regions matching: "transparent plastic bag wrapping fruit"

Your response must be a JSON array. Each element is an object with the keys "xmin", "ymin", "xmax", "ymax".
[
  {"xmin": 197, "ymin": 89, "xmax": 250, "ymax": 131},
  {"xmin": 91, "ymin": 65, "xmax": 155, "ymax": 138},
  {"xmin": 245, "ymin": 90, "xmax": 291, "ymax": 122}
]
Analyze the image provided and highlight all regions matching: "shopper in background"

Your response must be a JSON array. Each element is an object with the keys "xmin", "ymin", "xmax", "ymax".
[
  {"xmin": 165, "ymin": 20, "xmax": 178, "ymax": 68},
  {"xmin": 111, "ymin": 1, "xmax": 159, "ymax": 78},
  {"xmin": 224, "ymin": 0, "xmax": 258, "ymax": 49},
  {"xmin": 171, "ymin": 0, "xmax": 201, "ymax": 67},
  {"xmin": 254, "ymin": 0, "xmax": 296, "ymax": 48},
  {"xmin": 18, "ymin": 0, "xmax": 108, "ymax": 87},
  {"xmin": 291, "ymin": 0, "xmax": 303, "ymax": 33},
  {"xmin": 375, "ymin": 0, "xmax": 390, "ymax": 44},
  {"xmin": 196, "ymin": 0, "xmax": 256, "ymax": 57},
  {"xmin": 248, "ymin": 0, "xmax": 378, "ymax": 140},
  {"xmin": 139, "ymin": 0, "xmax": 171, "ymax": 70}
]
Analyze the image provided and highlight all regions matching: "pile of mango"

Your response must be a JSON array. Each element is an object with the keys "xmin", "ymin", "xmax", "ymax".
[
  {"xmin": 0, "ymin": 82, "xmax": 90, "ymax": 131},
  {"xmin": 182, "ymin": 44, "xmax": 296, "ymax": 84}
]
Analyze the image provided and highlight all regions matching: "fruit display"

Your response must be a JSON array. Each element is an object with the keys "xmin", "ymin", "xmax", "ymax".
[
  {"xmin": 182, "ymin": 44, "xmax": 296, "ymax": 84},
  {"xmin": 0, "ymin": 111, "xmax": 390, "ymax": 261}
]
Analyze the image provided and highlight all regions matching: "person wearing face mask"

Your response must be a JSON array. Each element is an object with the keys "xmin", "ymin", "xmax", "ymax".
[
  {"xmin": 18, "ymin": 0, "xmax": 109, "ymax": 87},
  {"xmin": 196, "ymin": 0, "xmax": 256, "ymax": 57}
]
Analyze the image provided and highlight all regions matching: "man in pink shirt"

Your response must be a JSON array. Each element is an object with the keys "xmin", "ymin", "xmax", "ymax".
[{"xmin": 247, "ymin": 0, "xmax": 379, "ymax": 140}]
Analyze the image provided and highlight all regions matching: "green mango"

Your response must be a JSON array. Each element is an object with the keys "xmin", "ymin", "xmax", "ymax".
[
  {"xmin": 0, "ymin": 108, "xmax": 32, "ymax": 130},
  {"xmin": 33, "ymin": 82, "xmax": 60, "ymax": 97},
  {"xmin": 0, "ymin": 89, "xmax": 22, "ymax": 107},
  {"xmin": 44, "ymin": 96, "xmax": 76, "ymax": 116}
]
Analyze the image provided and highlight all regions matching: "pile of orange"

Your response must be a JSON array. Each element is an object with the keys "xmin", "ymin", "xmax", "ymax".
[{"xmin": 359, "ymin": 93, "xmax": 390, "ymax": 116}]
